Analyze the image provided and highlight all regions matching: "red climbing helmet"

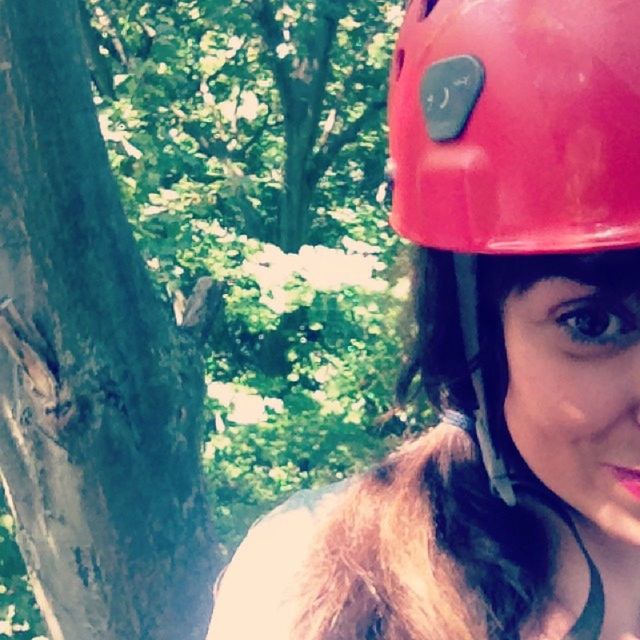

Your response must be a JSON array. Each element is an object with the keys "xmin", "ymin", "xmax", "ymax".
[{"xmin": 388, "ymin": 0, "xmax": 640, "ymax": 254}]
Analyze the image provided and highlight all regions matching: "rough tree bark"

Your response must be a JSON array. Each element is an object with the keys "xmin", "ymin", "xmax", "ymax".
[{"xmin": 0, "ymin": 1, "xmax": 218, "ymax": 638}]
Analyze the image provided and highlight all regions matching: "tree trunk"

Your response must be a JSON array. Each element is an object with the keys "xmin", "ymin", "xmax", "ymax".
[
  {"xmin": 279, "ymin": 135, "xmax": 314, "ymax": 253},
  {"xmin": 255, "ymin": 0, "xmax": 344, "ymax": 253},
  {"xmin": 0, "ymin": 1, "xmax": 218, "ymax": 638}
]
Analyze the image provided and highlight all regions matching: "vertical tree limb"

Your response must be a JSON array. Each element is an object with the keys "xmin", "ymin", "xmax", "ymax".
[{"xmin": 0, "ymin": 0, "xmax": 219, "ymax": 637}]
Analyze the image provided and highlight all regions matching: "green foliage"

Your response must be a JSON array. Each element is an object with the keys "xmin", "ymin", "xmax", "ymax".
[
  {"xmin": 202, "ymin": 250, "xmax": 412, "ymax": 551},
  {"xmin": 90, "ymin": 0, "xmax": 425, "ymax": 558},
  {"xmin": 0, "ymin": 493, "xmax": 45, "ymax": 639},
  {"xmin": 3, "ymin": 0, "xmax": 437, "ymax": 633}
]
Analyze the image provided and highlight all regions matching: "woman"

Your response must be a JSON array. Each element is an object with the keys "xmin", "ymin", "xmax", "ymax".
[{"xmin": 209, "ymin": 1, "xmax": 640, "ymax": 638}]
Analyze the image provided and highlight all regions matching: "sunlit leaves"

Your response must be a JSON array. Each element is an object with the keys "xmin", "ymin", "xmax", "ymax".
[
  {"xmin": 0, "ymin": 497, "xmax": 45, "ymax": 638},
  {"xmin": 90, "ymin": 0, "xmax": 427, "ymax": 557}
]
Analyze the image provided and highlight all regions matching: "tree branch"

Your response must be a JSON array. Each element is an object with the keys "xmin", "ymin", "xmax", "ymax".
[
  {"xmin": 179, "ymin": 278, "xmax": 226, "ymax": 347},
  {"xmin": 180, "ymin": 104, "xmax": 272, "ymax": 165},
  {"xmin": 92, "ymin": 0, "xmax": 129, "ymax": 67},
  {"xmin": 77, "ymin": 0, "xmax": 115, "ymax": 98},
  {"xmin": 309, "ymin": 98, "xmax": 386, "ymax": 187},
  {"xmin": 316, "ymin": 107, "xmax": 337, "ymax": 151},
  {"xmin": 299, "ymin": 1, "xmax": 346, "ymax": 157},
  {"xmin": 251, "ymin": 0, "xmax": 295, "ymax": 122},
  {"xmin": 240, "ymin": 107, "xmax": 273, "ymax": 157}
]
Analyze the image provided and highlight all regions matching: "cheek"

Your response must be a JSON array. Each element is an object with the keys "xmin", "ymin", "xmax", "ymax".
[
  {"xmin": 506, "ymin": 360, "xmax": 596, "ymax": 438},
  {"xmin": 503, "ymin": 324, "xmax": 624, "ymax": 445},
  {"xmin": 502, "ymin": 361, "xmax": 594, "ymax": 489},
  {"xmin": 504, "ymin": 338, "xmax": 569, "ymax": 437}
]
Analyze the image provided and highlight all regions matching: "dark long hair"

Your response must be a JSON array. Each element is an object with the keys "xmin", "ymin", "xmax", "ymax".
[{"xmin": 291, "ymin": 247, "xmax": 640, "ymax": 639}]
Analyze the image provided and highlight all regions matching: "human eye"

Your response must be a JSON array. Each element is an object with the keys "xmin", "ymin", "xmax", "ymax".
[{"xmin": 556, "ymin": 303, "xmax": 638, "ymax": 348}]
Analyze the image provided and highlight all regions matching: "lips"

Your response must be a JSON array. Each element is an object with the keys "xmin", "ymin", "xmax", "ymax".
[
  {"xmin": 610, "ymin": 465, "xmax": 640, "ymax": 500},
  {"xmin": 611, "ymin": 466, "xmax": 640, "ymax": 481}
]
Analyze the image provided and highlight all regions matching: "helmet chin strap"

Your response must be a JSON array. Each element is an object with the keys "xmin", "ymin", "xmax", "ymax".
[{"xmin": 452, "ymin": 253, "xmax": 516, "ymax": 506}]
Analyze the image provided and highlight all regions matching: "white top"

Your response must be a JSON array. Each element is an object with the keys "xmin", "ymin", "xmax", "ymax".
[{"xmin": 207, "ymin": 481, "xmax": 350, "ymax": 640}]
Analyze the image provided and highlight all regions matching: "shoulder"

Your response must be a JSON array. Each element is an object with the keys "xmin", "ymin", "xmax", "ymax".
[{"xmin": 207, "ymin": 480, "xmax": 351, "ymax": 640}]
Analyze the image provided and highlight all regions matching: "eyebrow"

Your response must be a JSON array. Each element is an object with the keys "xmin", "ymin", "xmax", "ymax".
[
  {"xmin": 547, "ymin": 291, "xmax": 631, "ymax": 317},
  {"xmin": 546, "ymin": 295, "xmax": 597, "ymax": 317}
]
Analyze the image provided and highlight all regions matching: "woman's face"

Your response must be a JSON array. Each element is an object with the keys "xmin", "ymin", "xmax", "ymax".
[{"xmin": 503, "ymin": 277, "xmax": 640, "ymax": 544}]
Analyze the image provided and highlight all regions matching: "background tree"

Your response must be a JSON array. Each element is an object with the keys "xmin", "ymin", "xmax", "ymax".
[{"xmin": 0, "ymin": 0, "xmax": 430, "ymax": 637}]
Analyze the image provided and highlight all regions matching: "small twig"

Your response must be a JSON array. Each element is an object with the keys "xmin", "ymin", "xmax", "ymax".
[{"xmin": 92, "ymin": 0, "xmax": 129, "ymax": 66}]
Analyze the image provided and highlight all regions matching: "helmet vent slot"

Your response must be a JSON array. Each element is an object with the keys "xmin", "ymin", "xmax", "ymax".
[
  {"xmin": 394, "ymin": 49, "xmax": 406, "ymax": 80},
  {"xmin": 420, "ymin": 0, "xmax": 439, "ymax": 19}
]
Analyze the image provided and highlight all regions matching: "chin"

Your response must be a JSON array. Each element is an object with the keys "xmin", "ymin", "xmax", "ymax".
[
  {"xmin": 577, "ymin": 505, "xmax": 640, "ymax": 548},
  {"xmin": 604, "ymin": 521, "xmax": 640, "ymax": 547}
]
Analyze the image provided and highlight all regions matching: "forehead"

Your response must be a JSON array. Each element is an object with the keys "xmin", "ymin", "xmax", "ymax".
[{"xmin": 512, "ymin": 277, "xmax": 594, "ymax": 303}]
